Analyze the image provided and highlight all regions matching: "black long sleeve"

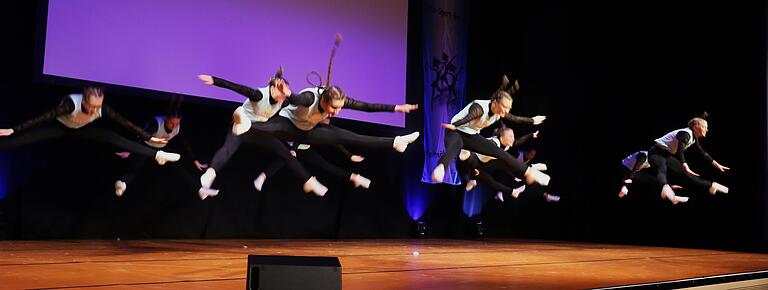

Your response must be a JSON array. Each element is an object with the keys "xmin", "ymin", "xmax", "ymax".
[
  {"xmin": 342, "ymin": 97, "xmax": 396, "ymax": 112},
  {"xmin": 690, "ymin": 140, "xmax": 714, "ymax": 163},
  {"xmin": 287, "ymin": 91, "xmax": 316, "ymax": 107},
  {"xmin": 212, "ymin": 76, "xmax": 266, "ymax": 103},
  {"xmin": 102, "ymin": 105, "xmax": 153, "ymax": 141},
  {"xmin": 451, "ymin": 103, "xmax": 484, "ymax": 127},
  {"xmin": 12, "ymin": 98, "xmax": 75, "ymax": 133},
  {"xmin": 502, "ymin": 113, "xmax": 534, "ymax": 124},
  {"xmin": 512, "ymin": 133, "xmax": 533, "ymax": 147},
  {"xmin": 674, "ymin": 131, "xmax": 691, "ymax": 163},
  {"xmin": 287, "ymin": 91, "xmax": 397, "ymax": 113}
]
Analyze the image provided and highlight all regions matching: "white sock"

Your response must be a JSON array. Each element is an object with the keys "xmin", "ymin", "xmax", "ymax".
[
  {"xmin": 253, "ymin": 172, "xmax": 267, "ymax": 191},
  {"xmin": 303, "ymin": 177, "xmax": 328, "ymax": 197},
  {"xmin": 511, "ymin": 185, "xmax": 526, "ymax": 198},
  {"xmin": 431, "ymin": 164, "xmax": 445, "ymax": 183},
  {"xmin": 198, "ymin": 187, "xmax": 220, "ymax": 200},
  {"xmin": 525, "ymin": 168, "xmax": 550, "ymax": 186},
  {"xmin": 155, "ymin": 150, "xmax": 180, "ymax": 165},
  {"xmin": 495, "ymin": 192, "xmax": 505, "ymax": 202},
  {"xmin": 350, "ymin": 174, "xmax": 371, "ymax": 189},
  {"xmin": 544, "ymin": 192, "xmax": 560, "ymax": 202},
  {"xmin": 709, "ymin": 182, "xmax": 729, "ymax": 195},
  {"xmin": 393, "ymin": 132, "xmax": 420, "ymax": 152},
  {"xmin": 674, "ymin": 195, "xmax": 690, "ymax": 203},
  {"xmin": 115, "ymin": 180, "xmax": 126, "ymax": 197},
  {"xmin": 200, "ymin": 168, "xmax": 217, "ymax": 189},
  {"xmin": 531, "ymin": 163, "xmax": 548, "ymax": 171},
  {"xmin": 619, "ymin": 185, "xmax": 629, "ymax": 198},
  {"xmin": 465, "ymin": 179, "xmax": 477, "ymax": 192},
  {"xmin": 661, "ymin": 184, "xmax": 680, "ymax": 205}
]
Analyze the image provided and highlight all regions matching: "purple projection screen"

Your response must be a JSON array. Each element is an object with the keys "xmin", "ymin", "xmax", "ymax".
[{"xmin": 41, "ymin": 0, "xmax": 408, "ymax": 127}]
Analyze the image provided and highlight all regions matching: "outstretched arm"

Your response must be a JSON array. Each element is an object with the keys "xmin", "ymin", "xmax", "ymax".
[
  {"xmin": 3, "ymin": 98, "xmax": 75, "ymax": 136},
  {"xmin": 691, "ymin": 140, "xmax": 730, "ymax": 172},
  {"xmin": 512, "ymin": 131, "xmax": 537, "ymax": 147},
  {"xmin": 199, "ymin": 75, "xmax": 265, "ymax": 102},
  {"xmin": 101, "ymin": 105, "xmax": 157, "ymax": 142},
  {"xmin": 503, "ymin": 113, "xmax": 546, "ymax": 125},
  {"xmin": 342, "ymin": 96, "xmax": 396, "ymax": 112}
]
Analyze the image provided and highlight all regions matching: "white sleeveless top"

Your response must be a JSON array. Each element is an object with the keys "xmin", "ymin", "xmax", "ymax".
[
  {"xmin": 451, "ymin": 100, "xmax": 501, "ymax": 135},
  {"xmin": 621, "ymin": 151, "xmax": 650, "ymax": 171},
  {"xmin": 654, "ymin": 128, "xmax": 695, "ymax": 154},
  {"xmin": 278, "ymin": 87, "xmax": 329, "ymax": 131},
  {"xmin": 243, "ymin": 87, "xmax": 283, "ymax": 122},
  {"xmin": 56, "ymin": 94, "xmax": 102, "ymax": 129},
  {"xmin": 144, "ymin": 116, "xmax": 180, "ymax": 148}
]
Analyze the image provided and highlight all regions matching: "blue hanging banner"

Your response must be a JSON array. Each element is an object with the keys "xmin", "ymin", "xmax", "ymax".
[{"xmin": 420, "ymin": 0, "xmax": 468, "ymax": 185}]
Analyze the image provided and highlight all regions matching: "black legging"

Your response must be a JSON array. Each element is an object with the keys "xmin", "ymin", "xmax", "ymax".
[
  {"xmin": 263, "ymin": 148, "xmax": 352, "ymax": 181},
  {"xmin": 247, "ymin": 116, "xmax": 394, "ymax": 149},
  {"xmin": 209, "ymin": 132, "xmax": 241, "ymax": 171},
  {"xmin": 460, "ymin": 154, "xmax": 515, "ymax": 194},
  {"xmin": 211, "ymin": 125, "xmax": 313, "ymax": 183},
  {"xmin": 438, "ymin": 130, "xmax": 528, "ymax": 178},
  {"xmin": 0, "ymin": 122, "xmax": 157, "ymax": 157},
  {"xmin": 648, "ymin": 145, "xmax": 712, "ymax": 192}
]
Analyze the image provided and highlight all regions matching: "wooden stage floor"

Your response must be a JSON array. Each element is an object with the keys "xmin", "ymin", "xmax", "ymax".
[{"xmin": 0, "ymin": 239, "xmax": 767, "ymax": 289}]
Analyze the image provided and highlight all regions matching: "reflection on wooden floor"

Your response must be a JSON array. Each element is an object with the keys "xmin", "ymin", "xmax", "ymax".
[{"xmin": 1, "ymin": 239, "xmax": 767, "ymax": 289}]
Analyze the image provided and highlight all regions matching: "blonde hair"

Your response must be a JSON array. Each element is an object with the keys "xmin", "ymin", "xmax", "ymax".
[
  {"xmin": 688, "ymin": 112, "xmax": 708, "ymax": 128},
  {"xmin": 82, "ymin": 87, "xmax": 104, "ymax": 100}
]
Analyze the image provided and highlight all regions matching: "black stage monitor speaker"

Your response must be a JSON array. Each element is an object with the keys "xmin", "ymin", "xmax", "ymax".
[{"xmin": 246, "ymin": 255, "xmax": 342, "ymax": 290}]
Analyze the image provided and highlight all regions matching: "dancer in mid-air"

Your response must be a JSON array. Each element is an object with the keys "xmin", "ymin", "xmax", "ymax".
[
  {"xmin": 114, "ymin": 96, "xmax": 211, "ymax": 198},
  {"xmin": 647, "ymin": 114, "xmax": 730, "ymax": 205},
  {"xmin": 432, "ymin": 75, "xmax": 548, "ymax": 187},
  {"xmin": 196, "ymin": 67, "xmax": 328, "ymax": 199},
  {"xmin": 0, "ymin": 87, "xmax": 180, "ymax": 166}
]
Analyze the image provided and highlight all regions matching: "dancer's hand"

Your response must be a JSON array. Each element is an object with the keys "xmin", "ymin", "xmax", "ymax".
[
  {"xmin": 532, "ymin": 116, "xmax": 547, "ymax": 125},
  {"xmin": 115, "ymin": 151, "xmax": 131, "ymax": 159},
  {"xmin": 198, "ymin": 74, "xmax": 214, "ymax": 85},
  {"xmin": 624, "ymin": 179, "xmax": 633, "ymax": 184},
  {"xmin": 671, "ymin": 185, "xmax": 684, "ymax": 189},
  {"xmin": 149, "ymin": 137, "xmax": 168, "ymax": 144},
  {"xmin": 290, "ymin": 150, "xmax": 297, "ymax": 157},
  {"xmin": 350, "ymin": 155, "xmax": 365, "ymax": 162},
  {"xmin": 473, "ymin": 169, "xmax": 480, "ymax": 176},
  {"xmin": 682, "ymin": 162, "xmax": 700, "ymax": 176},
  {"xmin": 712, "ymin": 160, "xmax": 730, "ymax": 172},
  {"xmin": 441, "ymin": 123, "xmax": 457, "ymax": 131},
  {"xmin": 194, "ymin": 160, "xmax": 209, "ymax": 171},
  {"xmin": 533, "ymin": 130, "xmax": 540, "ymax": 138},
  {"xmin": 0, "ymin": 129, "xmax": 14, "ymax": 136},
  {"xmin": 395, "ymin": 104, "xmax": 419, "ymax": 113}
]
